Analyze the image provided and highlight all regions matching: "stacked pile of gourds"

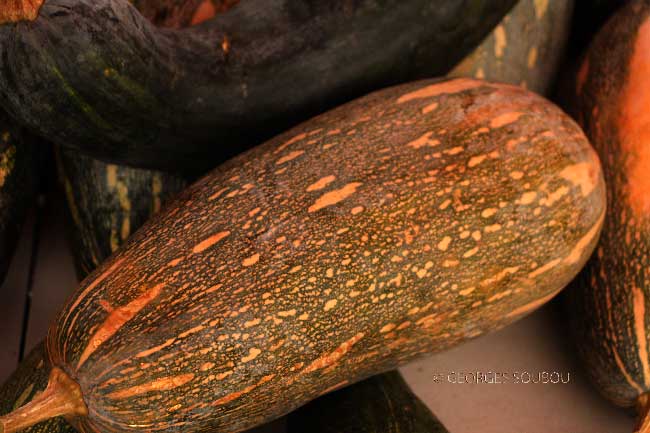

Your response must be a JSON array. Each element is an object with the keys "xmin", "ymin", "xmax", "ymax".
[{"xmin": 0, "ymin": 0, "xmax": 644, "ymax": 432}]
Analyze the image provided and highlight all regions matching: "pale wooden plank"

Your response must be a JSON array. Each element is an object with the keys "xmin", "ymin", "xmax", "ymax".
[
  {"xmin": 0, "ymin": 212, "xmax": 34, "ymax": 383},
  {"xmin": 401, "ymin": 302, "xmax": 633, "ymax": 433},
  {"xmin": 23, "ymin": 201, "xmax": 77, "ymax": 355}
]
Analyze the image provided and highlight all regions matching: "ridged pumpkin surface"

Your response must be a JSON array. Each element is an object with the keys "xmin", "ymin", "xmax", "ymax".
[{"xmin": 2, "ymin": 78, "xmax": 605, "ymax": 433}]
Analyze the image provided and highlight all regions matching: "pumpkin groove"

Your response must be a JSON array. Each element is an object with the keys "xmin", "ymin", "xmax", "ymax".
[
  {"xmin": 564, "ymin": 2, "xmax": 650, "ymax": 432},
  {"xmin": 0, "ymin": 0, "xmax": 516, "ymax": 171},
  {"xmin": 0, "ymin": 78, "xmax": 604, "ymax": 433}
]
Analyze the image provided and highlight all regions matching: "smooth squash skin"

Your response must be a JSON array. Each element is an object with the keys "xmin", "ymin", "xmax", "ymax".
[
  {"xmin": 448, "ymin": 0, "xmax": 574, "ymax": 95},
  {"xmin": 57, "ymin": 149, "xmax": 189, "ymax": 280},
  {"xmin": 0, "ymin": 78, "xmax": 605, "ymax": 433},
  {"xmin": 564, "ymin": 2, "xmax": 650, "ymax": 431},
  {"xmin": 287, "ymin": 371, "xmax": 448, "ymax": 433},
  {"xmin": 0, "ymin": 111, "xmax": 37, "ymax": 286},
  {"xmin": 0, "ymin": 0, "xmax": 516, "ymax": 171}
]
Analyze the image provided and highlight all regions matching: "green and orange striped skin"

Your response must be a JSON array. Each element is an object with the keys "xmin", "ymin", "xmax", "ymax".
[
  {"xmin": 287, "ymin": 371, "xmax": 448, "ymax": 433},
  {"xmin": 3, "ymin": 78, "xmax": 605, "ymax": 433},
  {"xmin": 564, "ymin": 0, "xmax": 650, "ymax": 427},
  {"xmin": 57, "ymin": 149, "xmax": 189, "ymax": 280},
  {"xmin": 449, "ymin": 0, "xmax": 574, "ymax": 95}
]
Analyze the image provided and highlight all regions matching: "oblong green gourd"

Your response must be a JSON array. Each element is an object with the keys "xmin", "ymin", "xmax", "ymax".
[{"xmin": 0, "ymin": 78, "xmax": 605, "ymax": 433}]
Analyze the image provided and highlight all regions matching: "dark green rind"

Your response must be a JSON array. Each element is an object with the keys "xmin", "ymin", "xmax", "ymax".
[
  {"xmin": 449, "ymin": 0, "xmax": 574, "ymax": 95},
  {"xmin": 56, "ymin": 148, "xmax": 188, "ymax": 280},
  {"xmin": 0, "ymin": 111, "xmax": 37, "ymax": 285},
  {"xmin": 0, "ymin": 0, "xmax": 516, "ymax": 171},
  {"xmin": 287, "ymin": 371, "xmax": 448, "ymax": 433}
]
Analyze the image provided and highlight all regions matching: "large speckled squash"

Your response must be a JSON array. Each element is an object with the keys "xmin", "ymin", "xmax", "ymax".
[
  {"xmin": 0, "ymin": 0, "xmax": 515, "ymax": 171},
  {"xmin": 448, "ymin": 0, "xmax": 573, "ymax": 95},
  {"xmin": 0, "ymin": 78, "xmax": 604, "ymax": 433},
  {"xmin": 564, "ymin": 2, "xmax": 650, "ymax": 432}
]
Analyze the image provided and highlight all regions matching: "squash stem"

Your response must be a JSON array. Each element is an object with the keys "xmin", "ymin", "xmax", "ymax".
[
  {"xmin": 0, "ymin": 0, "xmax": 44, "ymax": 25},
  {"xmin": 0, "ymin": 367, "xmax": 87, "ymax": 433},
  {"xmin": 635, "ymin": 394, "xmax": 650, "ymax": 433}
]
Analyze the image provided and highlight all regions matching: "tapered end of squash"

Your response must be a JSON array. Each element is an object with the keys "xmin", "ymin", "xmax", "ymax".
[
  {"xmin": 0, "ymin": 368, "xmax": 87, "ymax": 433},
  {"xmin": 0, "ymin": 0, "xmax": 44, "ymax": 25},
  {"xmin": 635, "ymin": 394, "xmax": 650, "ymax": 433}
]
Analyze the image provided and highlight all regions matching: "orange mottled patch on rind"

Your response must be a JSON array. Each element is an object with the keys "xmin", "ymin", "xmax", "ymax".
[
  {"xmin": 0, "ymin": 0, "xmax": 43, "ymax": 24},
  {"xmin": 77, "ymin": 284, "xmax": 164, "ymax": 369},
  {"xmin": 106, "ymin": 373, "xmax": 195, "ymax": 400},
  {"xmin": 306, "ymin": 175, "xmax": 336, "ymax": 192},
  {"xmin": 193, "ymin": 231, "xmax": 230, "ymax": 253},
  {"xmin": 397, "ymin": 78, "xmax": 483, "ymax": 104},
  {"xmin": 619, "ymin": 19, "xmax": 650, "ymax": 216},
  {"xmin": 490, "ymin": 112, "xmax": 523, "ymax": 128},
  {"xmin": 190, "ymin": 1, "xmax": 217, "ymax": 26},
  {"xmin": 212, "ymin": 375, "xmax": 275, "ymax": 406},
  {"xmin": 308, "ymin": 183, "xmax": 362, "ymax": 213},
  {"xmin": 303, "ymin": 333, "xmax": 364, "ymax": 373}
]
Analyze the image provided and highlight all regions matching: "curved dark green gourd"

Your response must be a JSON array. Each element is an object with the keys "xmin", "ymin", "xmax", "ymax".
[
  {"xmin": 564, "ymin": 2, "xmax": 650, "ymax": 432},
  {"xmin": 448, "ymin": 0, "xmax": 574, "ymax": 95},
  {"xmin": 0, "ymin": 0, "xmax": 516, "ymax": 171},
  {"xmin": 0, "ymin": 78, "xmax": 605, "ymax": 433},
  {"xmin": 287, "ymin": 371, "xmax": 448, "ymax": 433},
  {"xmin": 57, "ymin": 149, "xmax": 188, "ymax": 280},
  {"xmin": 0, "ymin": 111, "xmax": 37, "ymax": 285}
]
